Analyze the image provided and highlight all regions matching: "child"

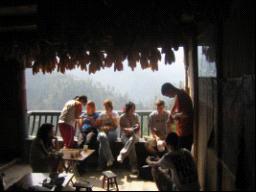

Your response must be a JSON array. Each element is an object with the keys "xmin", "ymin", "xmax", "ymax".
[{"xmin": 79, "ymin": 101, "xmax": 100, "ymax": 150}]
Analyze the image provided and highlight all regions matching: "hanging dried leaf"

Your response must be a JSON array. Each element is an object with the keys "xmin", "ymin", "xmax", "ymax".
[
  {"xmin": 140, "ymin": 50, "xmax": 150, "ymax": 69},
  {"xmin": 104, "ymin": 52, "xmax": 114, "ymax": 68},
  {"xmin": 128, "ymin": 51, "xmax": 140, "ymax": 71},
  {"xmin": 89, "ymin": 50, "xmax": 104, "ymax": 74},
  {"xmin": 149, "ymin": 48, "xmax": 161, "ymax": 71},
  {"xmin": 112, "ymin": 49, "xmax": 125, "ymax": 72},
  {"xmin": 165, "ymin": 49, "xmax": 175, "ymax": 65},
  {"xmin": 77, "ymin": 51, "xmax": 90, "ymax": 71},
  {"xmin": 114, "ymin": 61, "xmax": 123, "ymax": 71}
]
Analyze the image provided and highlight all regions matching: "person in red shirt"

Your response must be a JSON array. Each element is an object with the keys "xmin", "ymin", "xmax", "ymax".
[{"xmin": 161, "ymin": 83, "xmax": 194, "ymax": 151}]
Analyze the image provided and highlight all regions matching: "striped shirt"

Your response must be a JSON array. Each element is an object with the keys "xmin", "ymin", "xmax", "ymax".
[
  {"xmin": 58, "ymin": 100, "xmax": 82, "ymax": 127},
  {"xmin": 148, "ymin": 110, "xmax": 169, "ymax": 140}
]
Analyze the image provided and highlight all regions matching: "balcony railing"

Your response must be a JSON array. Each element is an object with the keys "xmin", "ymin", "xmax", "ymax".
[{"xmin": 27, "ymin": 110, "xmax": 152, "ymax": 138}]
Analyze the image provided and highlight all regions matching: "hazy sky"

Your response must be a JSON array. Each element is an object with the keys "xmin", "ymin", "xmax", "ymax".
[{"xmin": 66, "ymin": 48, "xmax": 185, "ymax": 104}]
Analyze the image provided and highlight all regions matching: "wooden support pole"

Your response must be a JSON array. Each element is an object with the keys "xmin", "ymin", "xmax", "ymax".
[
  {"xmin": 216, "ymin": 19, "xmax": 224, "ymax": 191},
  {"xmin": 0, "ymin": 5, "xmax": 37, "ymax": 16},
  {"xmin": 0, "ymin": 57, "xmax": 27, "ymax": 160}
]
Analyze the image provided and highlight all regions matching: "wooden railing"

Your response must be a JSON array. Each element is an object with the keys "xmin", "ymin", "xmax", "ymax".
[{"xmin": 27, "ymin": 110, "xmax": 152, "ymax": 138}]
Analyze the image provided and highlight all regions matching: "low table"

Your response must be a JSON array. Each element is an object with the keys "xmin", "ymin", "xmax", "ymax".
[
  {"xmin": 62, "ymin": 149, "xmax": 95, "ymax": 177},
  {"xmin": 16, "ymin": 173, "xmax": 74, "ymax": 191}
]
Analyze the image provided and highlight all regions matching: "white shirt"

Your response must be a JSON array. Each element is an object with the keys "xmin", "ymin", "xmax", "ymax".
[
  {"xmin": 148, "ymin": 110, "xmax": 169, "ymax": 139},
  {"xmin": 58, "ymin": 100, "xmax": 81, "ymax": 127},
  {"xmin": 98, "ymin": 111, "xmax": 119, "ymax": 129}
]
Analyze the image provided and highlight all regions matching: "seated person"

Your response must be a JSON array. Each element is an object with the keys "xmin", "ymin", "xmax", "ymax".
[
  {"xmin": 30, "ymin": 123, "xmax": 62, "ymax": 173},
  {"xmin": 78, "ymin": 100, "xmax": 100, "ymax": 150},
  {"xmin": 97, "ymin": 99, "xmax": 119, "ymax": 170},
  {"xmin": 117, "ymin": 102, "xmax": 140, "ymax": 174},
  {"xmin": 146, "ymin": 100, "xmax": 169, "ymax": 154},
  {"xmin": 146, "ymin": 133, "xmax": 200, "ymax": 191}
]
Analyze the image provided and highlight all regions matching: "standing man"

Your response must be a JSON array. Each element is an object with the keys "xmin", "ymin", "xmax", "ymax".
[
  {"xmin": 161, "ymin": 83, "xmax": 194, "ymax": 151},
  {"xmin": 58, "ymin": 95, "xmax": 87, "ymax": 148}
]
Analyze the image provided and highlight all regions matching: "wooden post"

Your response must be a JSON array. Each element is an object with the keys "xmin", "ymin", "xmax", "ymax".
[
  {"xmin": 192, "ymin": 36, "xmax": 199, "ymax": 165},
  {"xmin": 216, "ymin": 19, "xmax": 224, "ymax": 191},
  {"xmin": 0, "ymin": 57, "xmax": 27, "ymax": 161},
  {"xmin": 185, "ymin": 31, "xmax": 199, "ymax": 163},
  {"xmin": 183, "ymin": 45, "xmax": 190, "ymax": 94}
]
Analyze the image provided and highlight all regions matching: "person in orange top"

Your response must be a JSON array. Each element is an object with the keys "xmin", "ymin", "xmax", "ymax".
[{"xmin": 161, "ymin": 83, "xmax": 194, "ymax": 151}]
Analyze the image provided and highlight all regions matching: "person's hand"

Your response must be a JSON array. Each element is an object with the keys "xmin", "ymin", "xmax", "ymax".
[
  {"xmin": 124, "ymin": 128, "xmax": 133, "ymax": 135},
  {"xmin": 56, "ymin": 151, "xmax": 63, "ymax": 158},
  {"xmin": 146, "ymin": 156, "xmax": 159, "ymax": 164},
  {"xmin": 171, "ymin": 113, "xmax": 178, "ymax": 120},
  {"xmin": 89, "ymin": 118, "xmax": 96, "ymax": 124},
  {"xmin": 152, "ymin": 128, "xmax": 157, "ymax": 133},
  {"xmin": 172, "ymin": 113, "xmax": 187, "ymax": 120},
  {"xmin": 96, "ymin": 119, "xmax": 102, "ymax": 127},
  {"xmin": 146, "ymin": 156, "xmax": 152, "ymax": 165},
  {"xmin": 101, "ymin": 125, "xmax": 111, "ymax": 132}
]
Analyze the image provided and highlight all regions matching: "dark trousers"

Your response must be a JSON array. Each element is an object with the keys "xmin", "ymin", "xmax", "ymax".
[
  {"xmin": 151, "ymin": 167, "xmax": 174, "ymax": 191},
  {"xmin": 79, "ymin": 131, "xmax": 98, "ymax": 150},
  {"xmin": 178, "ymin": 135, "xmax": 193, "ymax": 151}
]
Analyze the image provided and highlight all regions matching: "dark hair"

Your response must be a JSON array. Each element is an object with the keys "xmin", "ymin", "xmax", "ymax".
[
  {"xmin": 36, "ymin": 123, "xmax": 54, "ymax": 149},
  {"xmin": 73, "ymin": 96, "xmax": 79, "ymax": 100},
  {"xmin": 104, "ymin": 99, "xmax": 113, "ymax": 110},
  {"xmin": 161, "ymin": 83, "xmax": 177, "ymax": 95},
  {"xmin": 78, "ymin": 95, "xmax": 88, "ymax": 104},
  {"xmin": 87, "ymin": 100, "xmax": 96, "ymax": 109},
  {"xmin": 125, "ymin": 101, "xmax": 136, "ymax": 113},
  {"xmin": 156, "ymin": 99, "xmax": 165, "ymax": 107},
  {"xmin": 165, "ymin": 132, "xmax": 179, "ymax": 148}
]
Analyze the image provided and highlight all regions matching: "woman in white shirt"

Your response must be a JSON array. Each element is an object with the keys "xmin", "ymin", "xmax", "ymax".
[{"xmin": 97, "ymin": 99, "xmax": 119, "ymax": 170}]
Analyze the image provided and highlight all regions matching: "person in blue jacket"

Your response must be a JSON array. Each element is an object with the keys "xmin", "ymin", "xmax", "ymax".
[{"xmin": 79, "ymin": 100, "xmax": 100, "ymax": 150}]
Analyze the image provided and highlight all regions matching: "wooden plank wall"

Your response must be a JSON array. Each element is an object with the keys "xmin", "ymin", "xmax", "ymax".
[
  {"xmin": 197, "ymin": 0, "xmax": 255, "ymax": 190},
  {"xmin": 0, "ymin": 58, "xmax": 27, "ymax": 162}
]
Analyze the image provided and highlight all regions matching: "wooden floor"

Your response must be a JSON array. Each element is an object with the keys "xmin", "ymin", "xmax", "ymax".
[
  {"xmin": 2, "ymin": 162, "xmax": 158, "ymax": 191},
  {"xmin": 77, "ymin": 169, "xmax": 158, "ymax": 191}
]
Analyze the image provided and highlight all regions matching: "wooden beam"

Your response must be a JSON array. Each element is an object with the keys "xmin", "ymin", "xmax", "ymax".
[
  {"xmin": 0, "ymin": 0, "xmax": 36, "ymax": 7},
  {"xmin": 0, "ymin": 5, "xmax": 37, "ymax": 16},
  {"xmin": 0, "ymin": 15, "xmax": 37, "ymax": 27},
  {"xmin": 0, "ymin": 24, "xmax": 36, "ymax": 32}
]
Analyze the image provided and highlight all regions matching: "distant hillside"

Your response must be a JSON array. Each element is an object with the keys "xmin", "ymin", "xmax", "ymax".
[
  {"xmin": 66, "ymin": 50, "xmax": 185, "ymax": 106},
  {"xmin": 26, "ymin": 70, "xmax": 146, "ymax": 111}
]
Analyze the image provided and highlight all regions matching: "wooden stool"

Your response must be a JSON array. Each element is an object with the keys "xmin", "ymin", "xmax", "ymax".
[
  {"xmin": 102, "ymin": 171, "xmax": 119, "ymax": 191},
  {"xmin": 73, "ymin": 179, "xmax": 93, "ymax": 191}
]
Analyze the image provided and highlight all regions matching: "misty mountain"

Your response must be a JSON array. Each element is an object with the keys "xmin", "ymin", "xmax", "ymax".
[{"xmin": 26, "ymin": 70, "xmax": 145, "ymax": 111}]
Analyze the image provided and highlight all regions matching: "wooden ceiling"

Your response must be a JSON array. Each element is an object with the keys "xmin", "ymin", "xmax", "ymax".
[{"xmin": 0, "ymin": 0, "xmax": 232, "ymax": 73}]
